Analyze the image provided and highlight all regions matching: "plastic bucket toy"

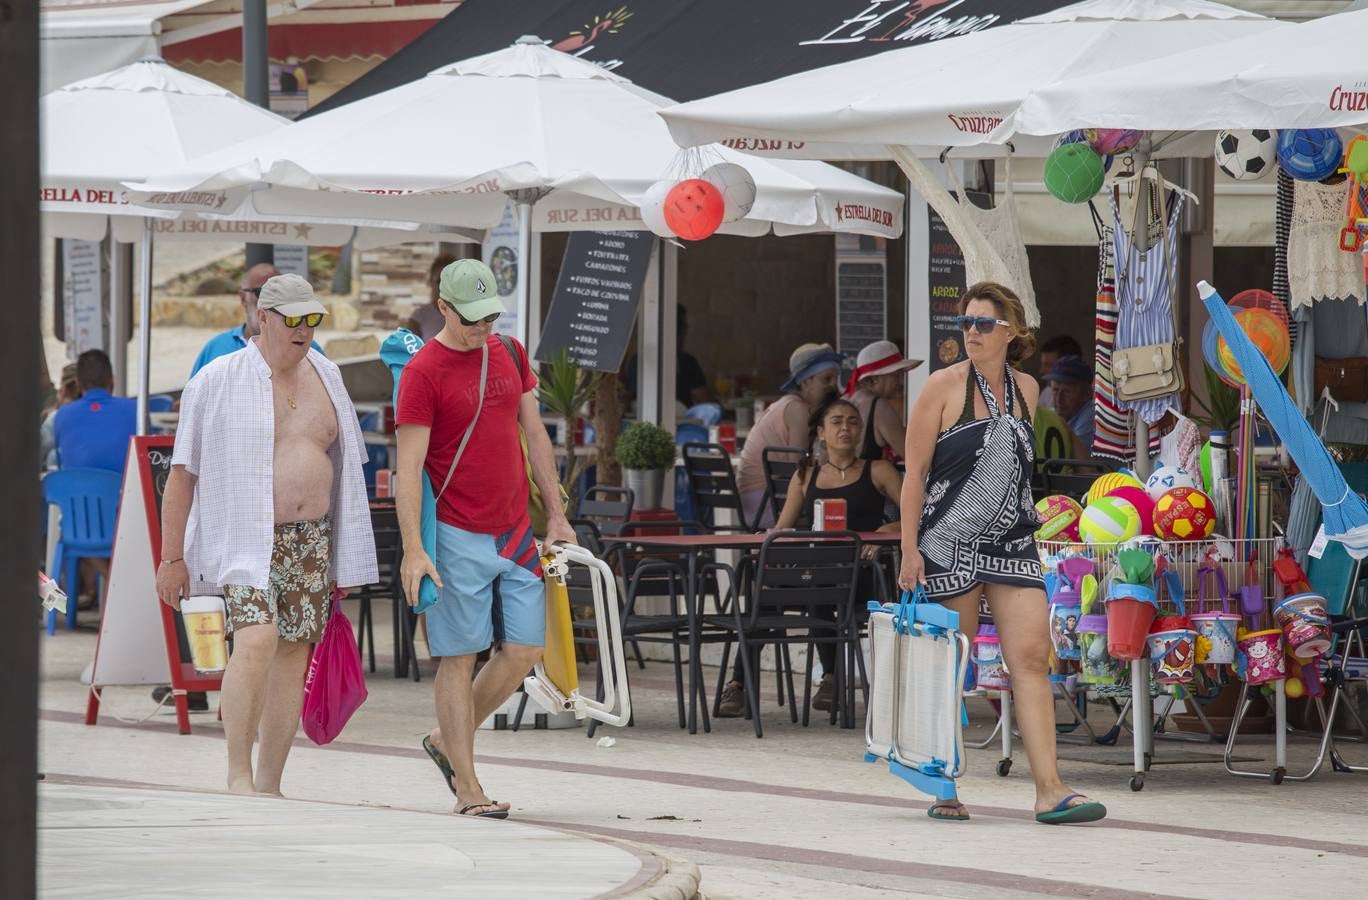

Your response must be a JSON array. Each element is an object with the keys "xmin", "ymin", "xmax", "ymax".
[
  {"xmin": 972, "ymin": 626, "xmax": 1011, "ymax": 691},
  {"xmin": 1238, "ymin": 629, "xmax": 1287, "ymax": 686},
  {"xmin": 1147, "ymin": 616, "xmax": 1197, "ymax": 684},
  {"xmin": 1079, "ymin": 613, "xmax": 1124, "ymax": 686},
  {"xmin": 1049, "ymin": 597, "xmax": 1083, "ymax": 661},
  {"xmin": 1191, "ymin": 565, "xmax": 1239, "ymax": 665},
  {"xmin": 1273, "ymin": 593, "xmax": 1332, "ymax": 660},
  {"xmin": 1105, "ymin": 582, "xmax": 1158, "ymax": 661}
]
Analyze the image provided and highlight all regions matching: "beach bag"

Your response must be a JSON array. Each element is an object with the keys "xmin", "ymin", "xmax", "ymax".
[{"xmin": 301, "ymin": 589, "xmax": 368, "ymax": 745}]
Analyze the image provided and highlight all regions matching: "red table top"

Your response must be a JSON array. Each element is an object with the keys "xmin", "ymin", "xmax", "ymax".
[{"xmin": 601, "ymin": 530, "xmax": 901, "ymax": 550}]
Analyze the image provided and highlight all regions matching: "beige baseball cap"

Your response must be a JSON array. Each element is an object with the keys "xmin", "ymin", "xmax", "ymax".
[{"xmin": 257, "ymin": 273, "xmax": 327, "ymax": 319}]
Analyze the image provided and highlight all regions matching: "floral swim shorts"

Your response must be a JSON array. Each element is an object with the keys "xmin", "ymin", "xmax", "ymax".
[{"xmin": 223, "ymin": 517, "xmax": 332, "ymax": 643}]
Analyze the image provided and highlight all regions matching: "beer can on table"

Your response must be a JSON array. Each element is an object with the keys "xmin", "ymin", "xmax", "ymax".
[{"xmin": 813, "ymin": 498, "xmax": 847, "ymax": 531}]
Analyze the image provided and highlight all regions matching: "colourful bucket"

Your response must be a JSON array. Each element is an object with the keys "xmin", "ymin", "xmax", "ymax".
[
  {"xmin": 1079, "ymin": 613, "xmax": 1124, "ymax": 686},
  {"xmin": 973, "ymin": 627, "xmax": 1011, "ymax": 691},
  {"xmin": 1274, "ymin": 593, "xmax": 1332, "ymax": 660},
  {"xmin": 1105, "ymin": 582, "xmax": 1158, "ymax": 661},
  {"xmin": 1238, "ymin": 629, "xmax": 1287, "ymax": 686},
  {"xmin": 1147, "ymin": 617, "xmax": 1197, "ymax": 685},
  {"xmin": 1190, "ymin": 612, "xmax": 1241, "ymax": 665},
  {"xmin": 1049, "ymin": 598, "xmax": 1083, "ymax": 661}
]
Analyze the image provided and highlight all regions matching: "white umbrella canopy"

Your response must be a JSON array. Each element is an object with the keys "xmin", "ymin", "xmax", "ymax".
[
  {"xmin": 1013, "ymin": 7, "xmax": 1368, "ymax": 135},
  {"xmin": 659, "ymin": 0, "xmax": 1285, "ymax": 160},
  {"xmin": 125, "ymin": 38, "xmax": 905, "ymax": 240}
]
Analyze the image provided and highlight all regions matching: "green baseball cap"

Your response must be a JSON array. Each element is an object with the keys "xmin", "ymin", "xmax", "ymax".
[{"xmin": 439, "ymin": 259, "xmax": 505, "ymax": 321}]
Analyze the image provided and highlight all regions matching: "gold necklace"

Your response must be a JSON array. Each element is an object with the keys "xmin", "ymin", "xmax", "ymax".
[
  {"xmin": 824, "ymin": 460, "xmax": 855, "ymax": 482},
  {"xmin": 287, "ymin": 396, "xmax": 297, "ymax": 410}
]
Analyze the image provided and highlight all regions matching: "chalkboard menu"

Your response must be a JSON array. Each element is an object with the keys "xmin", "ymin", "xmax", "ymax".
[
  {"xmin": 137, "ymin": 437, "xmax": 192, "ymax": 658},
  {"xmin": 835, "ymin": 234, "xmax": 886, "ymax": 357},
  {"xmin": 926, "ymin": 190, "xmax": 990, "ymax": 372},
  {"xmin": 536, "ymin": 230, "xmax": 655, "ymax": 373}
]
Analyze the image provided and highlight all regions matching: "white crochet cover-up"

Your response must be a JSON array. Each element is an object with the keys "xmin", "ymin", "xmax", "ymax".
[{"xmin": 1289, "ymin": 178, "xmax": 1363, "ymax": 310}]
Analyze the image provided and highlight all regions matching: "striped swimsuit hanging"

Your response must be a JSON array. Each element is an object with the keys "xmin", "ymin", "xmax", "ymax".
[
  {"xmin": 1091, "ymin": 220, "xmax": 1130, "ymax": 459},
  {"xmin": 1111, "ymin": 188, "xmax": 1185, "ymax": 425}
]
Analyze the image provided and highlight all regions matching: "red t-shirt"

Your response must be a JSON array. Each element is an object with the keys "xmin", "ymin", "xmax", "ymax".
[{"xmin": 396, "ymin": 335, "xmax": 537, "ymax": 534}]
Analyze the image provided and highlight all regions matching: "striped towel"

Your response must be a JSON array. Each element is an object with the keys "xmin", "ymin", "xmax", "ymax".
[{"xmin": 1092, "ymin": 224, "xmax": 1129, "ymax": 460}]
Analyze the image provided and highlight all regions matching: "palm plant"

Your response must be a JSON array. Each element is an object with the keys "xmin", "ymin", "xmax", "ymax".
[{"xmin": 538, "ymin": 349, "xmax": 602, "ymax": 515}]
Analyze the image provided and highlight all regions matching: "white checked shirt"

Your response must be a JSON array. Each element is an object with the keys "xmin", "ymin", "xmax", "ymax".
[{"xmin": 173, "ymin": 341, "xmax": 378, "ymax": 594}]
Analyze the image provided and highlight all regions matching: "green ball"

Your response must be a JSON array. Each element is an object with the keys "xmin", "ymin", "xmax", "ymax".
[
  {"xmin": 1044, "ymin": 143, "xmax": 1105, "ymax": 204},
  {"xmin": 1200, "ymin": 441, "xmax": 1213, "ymax": 493}
]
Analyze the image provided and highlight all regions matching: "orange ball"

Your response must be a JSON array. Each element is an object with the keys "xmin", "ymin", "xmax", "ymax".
[{"xmin": 663, "ymin": 179, "xmax": 725, "ymax": 241}]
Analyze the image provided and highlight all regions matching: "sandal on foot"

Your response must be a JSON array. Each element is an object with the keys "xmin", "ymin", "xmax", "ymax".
[
  {"xmin": 457, "ymin": 801, "xmax": 509, "ymax": 820},
  {"xmin": 1035, "ymin": 793, "xmax": 1106, "ymax": 825},
  {"xmin": 927, "ymin": 801, "xmax": 969, "ymax": 821},
  {"xmin": 422, "ymin": 735, "xmax": 457, "ymax": 797}
]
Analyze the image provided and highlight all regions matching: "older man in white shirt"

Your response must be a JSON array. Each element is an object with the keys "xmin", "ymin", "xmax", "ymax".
[{"xmin": 156, "ymin": 274, "xmax": 377, "ymax": 796}]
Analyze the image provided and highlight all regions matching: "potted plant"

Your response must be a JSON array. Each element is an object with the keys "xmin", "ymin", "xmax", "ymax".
[
  {"xmin": 537, "ymin": 348, "xmax": 601, "ymax": 516},
  {"xmin": 616, "ymin": 421, "xmax": 677, "ymax": 510}
]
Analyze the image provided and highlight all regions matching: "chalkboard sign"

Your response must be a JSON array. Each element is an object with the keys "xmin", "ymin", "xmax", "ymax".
[
  {"xmin": 144, "ymin": 442, "xmax": 175, "ymax": 519},
  {"xmin": 536, "ymin": 230, "xmax": 655, "ymax": 373},
  {"xmin": 835, "ymin": 234, "xmax": 886, "ymax": 357},
  {"xmin": 926, "ymin": 190, "xmax": 990, "ymax": 373}
]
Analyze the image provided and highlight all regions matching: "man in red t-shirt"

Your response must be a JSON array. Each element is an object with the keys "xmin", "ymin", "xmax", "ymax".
[{"xmin": 396, "ymin": 259, "xmax": 574, "ymax": 819}]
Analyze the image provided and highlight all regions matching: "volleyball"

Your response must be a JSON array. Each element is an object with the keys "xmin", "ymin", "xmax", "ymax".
[
  {"xmin": 1086, "ymin": 128, "xmax": 1143, "ymax": 157},
  {"xmin": 1145, "ymin": 465, "xmax": 1198, "ymax": 501},
  {"xmin": 1153, "ymin": 486, "xmax": 1217, "ymax": 541},
  {"xmin": 1105, "ymin": 485, "xmax": 1155, "ymax": 536},
  {"xmin": 1078, "ymin": 496, "xmax": 1142, "ymax": 546},
  {"xmin": 1086, "ymin": 471, "xmax": 1145, "ymax": 505},
  {"xmin": 1035, "ymin": 494, "xmax": 1083, "ymax": 542}
]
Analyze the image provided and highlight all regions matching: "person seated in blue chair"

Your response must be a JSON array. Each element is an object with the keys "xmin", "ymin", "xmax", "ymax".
[
  {"xmin": 54, "ymin": 350, "xmax": 137, "ymax": 475},
  {"xmin": 188, "ymin": 263, "xmax": 323, "ymax": 378}
]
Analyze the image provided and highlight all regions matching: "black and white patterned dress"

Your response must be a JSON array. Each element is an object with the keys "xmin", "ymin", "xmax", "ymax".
[{"xmin": 917, "ymin": 363, "xmax": 1045, "ymax": 601}]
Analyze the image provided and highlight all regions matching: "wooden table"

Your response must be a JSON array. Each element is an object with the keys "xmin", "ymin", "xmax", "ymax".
[{"xmin": 601, "ymin": 530, "xmax": 901, "ymax": 733}]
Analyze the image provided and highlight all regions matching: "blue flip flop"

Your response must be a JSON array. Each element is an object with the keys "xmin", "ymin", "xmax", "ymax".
[
  {"xmin": 1035, "ymin": 793, "xmax": 1107, "ymax": 825},
  {"xmin": 927, "ymin": 800, "xmax": 970, "ymax": 822}
]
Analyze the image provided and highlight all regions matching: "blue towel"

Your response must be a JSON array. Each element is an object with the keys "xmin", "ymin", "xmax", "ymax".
[{"xmin": 381, "ymin": 329, "xmax": 440, "ymax": 612}]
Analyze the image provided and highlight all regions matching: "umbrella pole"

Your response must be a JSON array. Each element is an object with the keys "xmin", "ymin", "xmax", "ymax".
[
  {"xmin": 135, "ymin": 219, "xmax": 153, "ymax": 436},
  {"xmin": 516, "ymin": 199, "xmax": 533, "ymax": 348}
]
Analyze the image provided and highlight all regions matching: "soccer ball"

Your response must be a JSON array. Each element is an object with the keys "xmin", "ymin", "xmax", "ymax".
[
  {"xmin": 1215, "ymin": 129, "xmax": 1277, "ymax": 182},
  {"xmin": 1035, "ymin": 494, "xmax": 1083, "ymax": 542},
  {"xmin": 1086, "ymin": 471, "xmax": 1145, "ymax": 505},
  {"xmin": 1145, "ymin": 465, "xmax": 1198, "ymax": 501},
  {"xmin": 1153, "ymin": 487, "xmax": 1217, "ymax": 541},
  {"xmin": 1079, "ymin": 497, "xmax": 1142, "ymax": 547}
]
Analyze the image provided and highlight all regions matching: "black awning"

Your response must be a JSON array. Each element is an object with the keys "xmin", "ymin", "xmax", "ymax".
[{"xmin": 307, "ymin": 0, "xmax": 1073, "ymax": 116}]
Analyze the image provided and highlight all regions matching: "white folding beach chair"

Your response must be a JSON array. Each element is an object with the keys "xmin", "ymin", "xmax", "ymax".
[
  {"xmin": 865, "ymin": 589, "xmax": 970, "ymax": 802},
  {"xmin": 524, "ymin": 544, "xmax": 632, "ymax": 727}
]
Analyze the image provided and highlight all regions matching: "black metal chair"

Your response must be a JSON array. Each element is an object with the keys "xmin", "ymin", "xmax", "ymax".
[
  {"xmin": 682, "ymin": 442, "xmax": 753, "ymax": 532},
  {"xmin": 576, "ymin": 485, "xmax": 634, "ymax": 536},
  {"xmin": 1036, "ymin": 457, "xmax": 1122, "ymax": 502},
  {"xmin": 760, "ymin": 445, "xmax": 806, "ymax": 523},
  {"xmin": 708, "ymin": 531, "xmax": 863, "ymax": 738},
  {"xmin": 355, "ymin": 503, "xmax": 422, "ymax": 680}
]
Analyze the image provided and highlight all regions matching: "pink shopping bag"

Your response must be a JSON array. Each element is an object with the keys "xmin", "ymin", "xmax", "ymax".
[{"xmin": 301, "ymin": 588, "xmax": 368, "ymax": 745}]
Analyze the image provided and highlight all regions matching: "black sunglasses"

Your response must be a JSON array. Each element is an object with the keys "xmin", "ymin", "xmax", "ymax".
[
  {"xmin": 270, "ymin": 310, "xmax": 324, "ymax": 328},
  {"xmin": 241, "ymin": 286, "xmax": 263, "ymax": 297},
  {"xmin": 955, "ymin": 315, "xmax": 1011, "ymax": 335},
  {"xmin": 444, "ymin": 300, "xmax": 500, "ymax": 327}
]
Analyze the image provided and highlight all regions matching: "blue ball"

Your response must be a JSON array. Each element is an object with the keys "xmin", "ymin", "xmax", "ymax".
[{"xmin": 1277, "ymin": 128, "xmax": 1344, "ymax": 181}]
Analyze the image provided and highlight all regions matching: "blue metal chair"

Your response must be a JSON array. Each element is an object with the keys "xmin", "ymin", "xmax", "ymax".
[{"xmin": 44, "ymin": 468, "xmax": 122, "ymax": 633}]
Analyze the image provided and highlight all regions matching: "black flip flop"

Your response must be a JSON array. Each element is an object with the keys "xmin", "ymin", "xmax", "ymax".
[
  {"xmin": 458, "ymin": 801, "xmax": 510, "ymax": 820},
  {"xmin": 422, "ymin": 735, "xmax": 458, "ymax": 797}
]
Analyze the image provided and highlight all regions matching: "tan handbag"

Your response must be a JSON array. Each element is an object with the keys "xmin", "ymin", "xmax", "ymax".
[{"xmin": 1113, "ymin": 166, "xmax": 1184, "ymax": 403}]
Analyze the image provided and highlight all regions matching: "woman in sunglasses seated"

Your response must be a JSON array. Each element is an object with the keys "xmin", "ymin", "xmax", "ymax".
[{"xmin": 897, "ymin": 281, "xmax": 1106, "ymax": 826}]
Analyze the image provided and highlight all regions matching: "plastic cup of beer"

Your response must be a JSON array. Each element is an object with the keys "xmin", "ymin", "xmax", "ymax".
[{"xmin": 181, "ymin": 596, "xmax": 229, "ymax": 675}]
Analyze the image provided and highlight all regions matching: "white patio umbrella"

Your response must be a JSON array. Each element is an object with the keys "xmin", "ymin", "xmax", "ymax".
[
  {"xmin": 40, "ymin": 57, "xmax": 439, "ymax": 432},
  {"xmin": 659, "ymin": 0, "xmax": 1284, "ymax": 160},
  {"xmin": 1013, "ymin": 8, "xmax": 1368, "ymax": 135},
  {"xmin": 125, "ymin": 37, "xmax": 906, "ymax": 346}
]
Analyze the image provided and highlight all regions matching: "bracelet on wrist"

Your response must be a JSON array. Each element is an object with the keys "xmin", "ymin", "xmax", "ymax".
[{"xmin": 161, "ymin": 558, "xmax": 184, "ymax": 566}]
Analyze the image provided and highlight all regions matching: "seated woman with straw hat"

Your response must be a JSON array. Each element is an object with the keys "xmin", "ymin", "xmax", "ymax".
[{"xmin": 843, "ymin": 339, "xmax": 922, "ymax": 464}]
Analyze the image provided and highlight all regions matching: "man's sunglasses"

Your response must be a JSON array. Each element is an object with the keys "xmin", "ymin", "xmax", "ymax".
[
  {"xmin": 271, "ymin": 310, "xmax": 324, "ymax": 328},
  {"xmin": 444, "ymin": 300, "xmax": 500, "ymax": 327},
  {"xmin": 955, "ymin": 315, "xmax": 1011, "ymax": 335},
  {"xmin": 241, "ymin": 286, "xmax": 263, "ymax": 297}
]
